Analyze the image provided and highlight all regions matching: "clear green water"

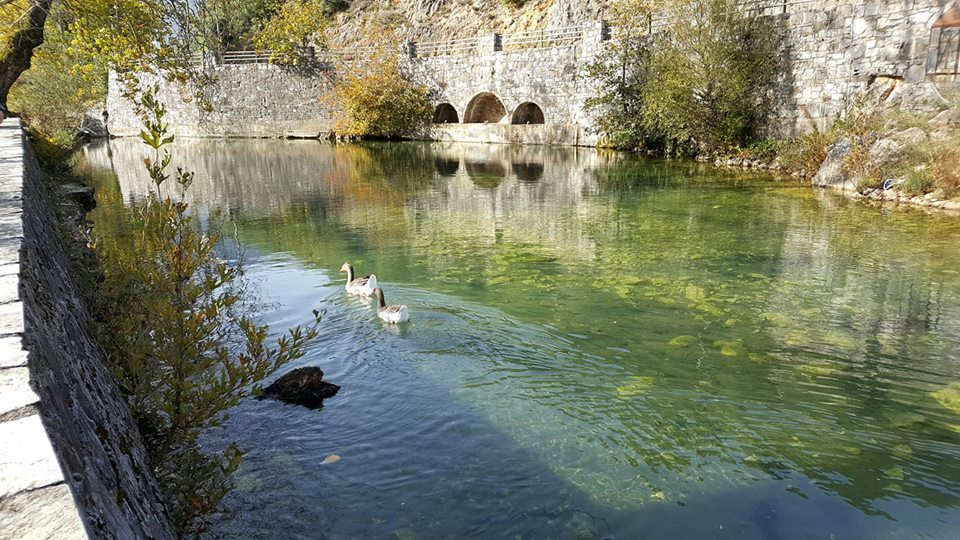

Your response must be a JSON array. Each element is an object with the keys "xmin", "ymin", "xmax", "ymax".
[{"xmin": 79, "ymin": 139, "xmax": 960, "ymax": 539}]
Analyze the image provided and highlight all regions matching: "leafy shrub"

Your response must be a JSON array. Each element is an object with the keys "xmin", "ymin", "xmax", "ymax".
[
  {"xmin": 587, "ymin": 0, "xmax": 782, "ymax": 154},
  {"xmin": 253, "ymin": 0, "xmax": 331, "ymax": 65},
  {"xmin": 933, "ymin": 136, "xmax": 960, "ymax": 198},
  {"xmin": 902, "ymin": 168, "xmax": 935, "ymax": 196},
  {"xmin": 89, "ymin": 89, "xmax": 319, "ymax": 535},
  {"xmin": 328, "ymin": 28, "xmax": 432, "ymax": 138},
  {"xmin": 8, "ymin": 5, "xmax": 107, "ymax": 149}
]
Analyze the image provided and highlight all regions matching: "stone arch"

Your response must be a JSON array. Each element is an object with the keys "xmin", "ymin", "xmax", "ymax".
[
  {"xmin": 433, "ymin": 103, "xmax": 459, "ymax": 124},
  {"xmin": 464, "ymin": 92, "xmax": 508, "ymax": 124},
  {"xmin": 511, "ymin": 102, "xmax": 545, "ymax": 125}
]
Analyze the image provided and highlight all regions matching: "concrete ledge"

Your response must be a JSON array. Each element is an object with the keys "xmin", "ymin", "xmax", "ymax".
[
  {"xmin": 0, "ymin": 118, "xmax": 86, "ymax": 538},
  {"xmin": 429, "ymin": 123, "xmax": 587, "ymax": 146},
  {"xmin": 1, "ymin": 118, "xmax": 175, "ymax": 539}
]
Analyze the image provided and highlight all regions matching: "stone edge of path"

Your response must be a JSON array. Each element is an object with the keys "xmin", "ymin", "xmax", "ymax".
[{"xmin": 0, "ymin": 118, "xmax": 88, "ymax": 539}]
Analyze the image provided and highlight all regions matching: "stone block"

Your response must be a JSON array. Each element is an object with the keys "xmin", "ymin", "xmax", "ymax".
[
  {"xmin": 0, "ymin": 336, "xmax": 26, "ymax": 368},
  {"xmin": 0, "ymin": 415, "xmax": 65, "ymax": 498},
  {"xmin": 0, "ymin": 301, "xmax": 24, "ymax": 335},
  {"xmin": 0, "ymin": 367, "xmax": 39, "ymax": 416},
  {"xmin": 0, "ymin": 483, "xmax": 86, "ymax": 540}
]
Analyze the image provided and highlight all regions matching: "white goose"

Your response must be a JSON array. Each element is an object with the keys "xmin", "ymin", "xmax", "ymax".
[
  {"xmin": 373, "ymin": 287, "xmax": 410, "ymax": 324},
  {"xmin": 340, "ymin": 262, "xmax": 378, "ymax": 296}
]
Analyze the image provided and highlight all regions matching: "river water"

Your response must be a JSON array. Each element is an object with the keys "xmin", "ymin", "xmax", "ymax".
[{"xmin": 78, "ymin": 139, "xmax": 960, "ymax": 539}]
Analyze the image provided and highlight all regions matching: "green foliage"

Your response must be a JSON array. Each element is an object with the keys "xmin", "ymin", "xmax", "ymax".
[
  {"xmin": 329, "ymin": 28, "xmax": 432, "ymax": 138},
  {"xmin": 585, "ymin": 1, "xmax": 655, "ymax": 150},
  {"xmin": 253, "ymin": 0, "xmax": 331, "ymax": 64},
  {"xmin": 8, "ymin": 5, "xmax": 107, "ymax": 149},
  {"xmin": 89, "ymin": 88, "xmax": 319, "ymax": 535},
  {"xmin": 588, "ymin": 0, "xmax": 782, "ymax": 154},
  {"xmin": 502, "ymin": 0, "xmax": 527, "ymax": 7}
]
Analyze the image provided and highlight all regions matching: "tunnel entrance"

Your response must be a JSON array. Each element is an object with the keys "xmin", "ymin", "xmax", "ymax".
[
  {"xmin": 464, "ymin": 93, "xmax": 508, "ymax": 124},
  {"xmin": 511, "ymin": 102, "xmax": 545, "ymax": 125},
  {"xmin": 433, "ymin": 103, "xmax": 459, "ymax": 124}
]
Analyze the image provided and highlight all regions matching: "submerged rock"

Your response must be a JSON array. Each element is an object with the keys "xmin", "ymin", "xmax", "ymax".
[{"xmin": 260, "ymin": 367, "xmax": 340, "ymax": 409}]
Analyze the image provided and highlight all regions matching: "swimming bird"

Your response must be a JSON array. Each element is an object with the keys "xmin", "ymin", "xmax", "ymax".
[
  {"xmin": 340, "ymin": 262, "xmax": 378, "ymax": 296},
  {"xmin": 373, "ymin": 287, "xmax": 409, "ymax": 324}
]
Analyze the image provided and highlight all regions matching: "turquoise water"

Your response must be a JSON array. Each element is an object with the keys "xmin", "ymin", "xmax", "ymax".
[{"xmin": 79, "ymin": 139, "xmax": 960, "ymax": 539}]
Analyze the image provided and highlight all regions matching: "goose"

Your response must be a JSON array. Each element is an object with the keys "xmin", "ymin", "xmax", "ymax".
[
  {"xmin": 340, "ymin": 262, "xmax": 378, "ymax": 296},
  {"xmin": 373, "ymin": 287, "xmax": 409, "ymax": 324}
]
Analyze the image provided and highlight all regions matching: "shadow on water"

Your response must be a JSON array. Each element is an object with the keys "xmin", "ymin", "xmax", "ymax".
[{"xmin": 79, "ymin": 138, "xmax": 960, "ymax": 539}]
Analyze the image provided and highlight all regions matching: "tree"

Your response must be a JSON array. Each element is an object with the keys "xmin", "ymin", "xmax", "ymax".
[
  {"xmin": 586, "ymin": 0, "xmax": 782, "ymax": 154},
  {"xmin": 328, "ymin": 27, "xmax": 433, "ymax": 138},
  {"xmin": 585, "ymin": 0, "xmax": 656, "ymax": 150},
  {"xmin": 644, "ymin": 0, "xmax": 782, "ymax": 152},
  {"xmin": 0, "ymin": 0, "xmax": 55, "ymax": 114},
  {"xmin": 90, "ymin": 89, "xmax": 319, "ymax": 534}
]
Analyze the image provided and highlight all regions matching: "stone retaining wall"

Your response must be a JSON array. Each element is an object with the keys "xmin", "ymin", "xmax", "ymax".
[
  {"xmin": 106, "ymin": 1, "xmax": 960, "ymax": 144},
  {"xmin": 0, "ymin": 119, "xmax": 174, "ymax": 539}
]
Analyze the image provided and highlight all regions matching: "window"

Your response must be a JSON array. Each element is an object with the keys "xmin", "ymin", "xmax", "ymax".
[{"xmin": 928, "ymin": 5, "xmax": 960, "ymax": 75}]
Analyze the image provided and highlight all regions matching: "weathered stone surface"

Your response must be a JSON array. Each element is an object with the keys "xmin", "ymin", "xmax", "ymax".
[
  {"xmin": 0, "ymin": 415, "xmax": 65, "ymax": 498},
  {"xmin": 813, "ymin": 138, "xmax": 855, "ymax": 190},
  {"xmin": 891, "ymin": 127, "xmax": 928, "ymax": 147},
  {"xmin": 0, "ymin": 301, "xmax": 24, "ymax": 335},
  {"xmin": 0, "ymin": 336, "xmax": 27, "ymax": 368},
  {"xmin": 0, "ymin": 483, "xmax": 86, "ymax": 540},
  {"xmin": 868, "ymin": 138, "xmax": 906, "ymax": 167},
  {"xmin": 107, "ymin": 2, "xmax": 960, "ymax": 143},
  {"xmin": 0, "ymin": 367, "xmax": 39, "ymax": 416},
  {"xmin": 929, "ymin": 108, "xmax": 960, "ymax": 128},
  {"xmin": 261, "ymin": 367, "xmax": 340, "ymax": 409},
  {"xmin": 0, "ymin": 117, "xmax": 176, "ymax": 539}
]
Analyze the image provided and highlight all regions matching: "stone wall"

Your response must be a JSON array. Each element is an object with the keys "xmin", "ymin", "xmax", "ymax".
[
  {"xmin": 0, "ymin": 119, "xmax": 175, "ymax": 539},
  {"xmin": 760, "ymin": 0, "xmax": 959, "ymax": 134},
  {"xmin": 107, "ymin": 64, "xmax": 337, "ymax": 138},
  {"xmin": 106, "ymin": 1, "xmax": 960, "ymax": 144}
]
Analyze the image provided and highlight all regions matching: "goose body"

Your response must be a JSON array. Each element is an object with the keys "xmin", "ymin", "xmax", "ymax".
[
  {"xmin": 373, "ymin": 287, "xmax": 410, "ymax": 324},
  {"xmin": 340, "ymin": 262, "xmax": 378, "ymax": 296}
]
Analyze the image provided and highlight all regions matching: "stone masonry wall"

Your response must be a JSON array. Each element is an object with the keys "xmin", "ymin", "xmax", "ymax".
[
  {"xmin": 0, "ymin": 119, "xmax": 175, "ymax": 539},
  {"xmin": 107, "ymin": 64, "xmax": 336, "ymax": 138},
  {"xmin": 761, "ymin": 0, "xmax": 958, "ymax": 134},
  {"xmin": 106, "ymin": 1, "xmax": 960, "ymax": 144}
]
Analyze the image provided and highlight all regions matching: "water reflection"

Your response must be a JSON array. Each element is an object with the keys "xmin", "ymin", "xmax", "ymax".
[{"xmin": 80, "ymin": 138, "xmax": 960, "ymax": 538}]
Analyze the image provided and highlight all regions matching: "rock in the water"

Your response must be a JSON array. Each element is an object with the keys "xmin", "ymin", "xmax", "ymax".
[
  {"xmin": 261, "ymin": 367, "xmax": 340, "ymax": 409},
  {"xmin": 812, "ymin": 138, "xmax": 855, "ymax": 190},
  {"xmin": 321, "ymin": 454, "xmax": 341, "ymax": 464}
]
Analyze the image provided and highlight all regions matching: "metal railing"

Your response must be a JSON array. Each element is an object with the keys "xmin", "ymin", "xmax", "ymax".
[
  {"xmin": 415, "ymin": 36, "xmax": 483, "ymax": 57},
  {"xmin": 501, "ymin": 26, "xmax": 584, "ymax": 51}
]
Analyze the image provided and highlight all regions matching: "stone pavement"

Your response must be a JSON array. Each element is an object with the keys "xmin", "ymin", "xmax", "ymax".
[{"xmin": 0, "ymin": 118, "xmax": 86, "ymax": 539}]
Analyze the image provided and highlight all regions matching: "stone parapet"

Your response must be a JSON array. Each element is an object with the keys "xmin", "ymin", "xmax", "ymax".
[{"xmin": 0, "ymin": 118, "xmax": 175, "ymax": 539}]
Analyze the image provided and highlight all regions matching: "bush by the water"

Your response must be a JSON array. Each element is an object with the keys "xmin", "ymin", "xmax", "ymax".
[
  {"xmin": 328, "ymin": 28, "xmax": 433, "ymax": 139},
  {"xmin": 88, "ymin": 89, "xmax": 319, "ymax": 535},
  {"xmin": 587, "ymin": 0, "xmax": 782, "ymax": 154}
]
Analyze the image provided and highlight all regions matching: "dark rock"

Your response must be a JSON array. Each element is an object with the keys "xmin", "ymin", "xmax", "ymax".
[
  {"xmin": 54, "ymin": 184, "xmax": 96, "ymax": 212},
  {"xmin": 261, "ymin": 367, "xmax": 339, "ymax": 409}
]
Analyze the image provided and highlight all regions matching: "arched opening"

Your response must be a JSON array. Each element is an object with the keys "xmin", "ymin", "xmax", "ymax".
[
  {"xmin": 511, "ymin": 102, "xmax": 545, "ymax": 125},
  {"xmin": 928, "ymin": 5, "xmax": 960, "ymax": 75},
  {"xmin": 464, "ymin": 92, "xmax": 508, "ymax": 124},
  {"xmin": 433, "ymin": 103, "xmax": 459, "ymax": 124}
]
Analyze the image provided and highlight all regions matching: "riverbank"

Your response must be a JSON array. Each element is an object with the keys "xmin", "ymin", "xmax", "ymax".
[{"xmin": 0, "ymin": 118, "xmax": 174, "ymax": 539}]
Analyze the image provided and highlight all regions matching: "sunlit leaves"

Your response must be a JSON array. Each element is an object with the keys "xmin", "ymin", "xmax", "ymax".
[{"xmin": 328, "ymin": 27, "xmax": 433, "ymax": 138}]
